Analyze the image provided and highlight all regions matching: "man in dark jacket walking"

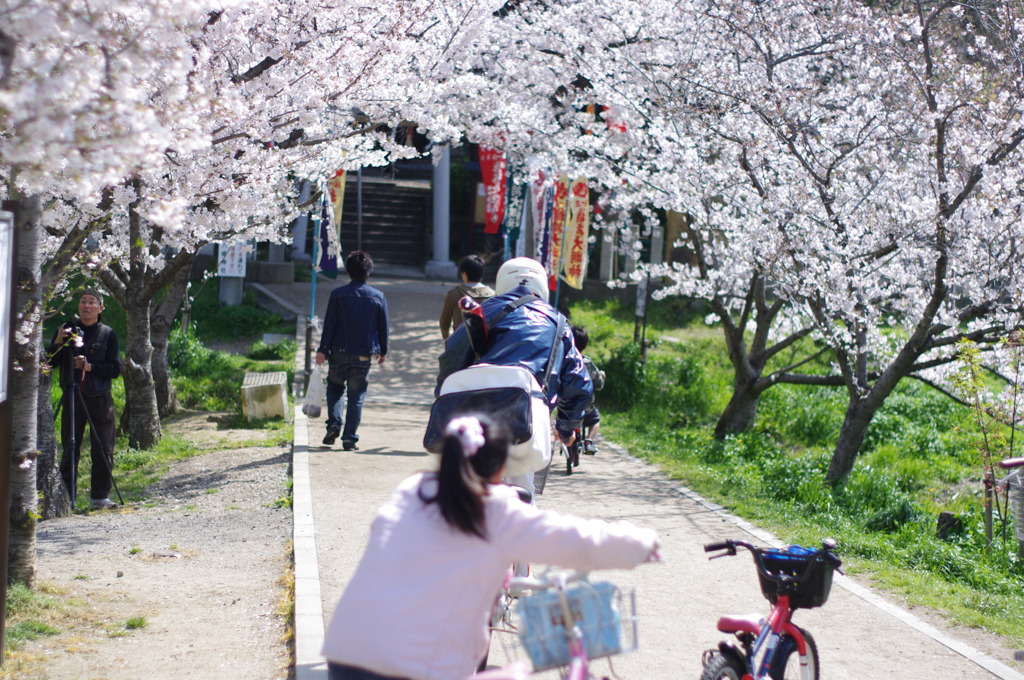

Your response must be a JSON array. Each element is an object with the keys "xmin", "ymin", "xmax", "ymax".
[
  {"xmin": 315, "ymin": 251, "xmax": 390, "ymax": 450},
  {"xmin": 48, "ymin": 288, "xmax": 122, "ymax": 509}
]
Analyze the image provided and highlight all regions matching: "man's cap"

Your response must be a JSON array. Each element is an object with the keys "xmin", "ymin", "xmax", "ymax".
[{"xmin": 80, "ymin": 288, "xmax": 104, "ymax": 305}]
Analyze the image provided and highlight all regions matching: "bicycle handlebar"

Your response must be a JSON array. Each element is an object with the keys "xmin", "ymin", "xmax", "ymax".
[
  {"xmin": 703, "ymin": 538, "xmax": 843, "ymax": 582},
  {"xmin": 508, "ymin": 569, "xmax": 590, "ymax": 593}
]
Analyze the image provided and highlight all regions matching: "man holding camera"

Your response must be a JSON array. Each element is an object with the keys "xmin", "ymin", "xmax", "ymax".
[{"xmin": 47, "ymin": 289, "xmax": 122, "ymax": 510}]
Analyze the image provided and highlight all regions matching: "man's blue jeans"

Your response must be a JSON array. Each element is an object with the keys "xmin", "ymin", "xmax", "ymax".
[{"xmin": 325, "ymin": 352, "xmax": 371, "ymax": 444}]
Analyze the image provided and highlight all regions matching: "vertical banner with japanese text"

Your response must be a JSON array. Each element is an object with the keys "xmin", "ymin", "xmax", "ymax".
[
  {"xmin": 327, "ymin": 170, "xmax": 346, "ymax": 233},
  {"xmin": 318, "ymin": 176, "xmax": 345, "ymax": 278},
  {"xmin": 479, "ymin": 147, "xmax": 507, "ymax": 234},
  {"xmin": 561, "ymin": 176, "xmax": 590, "ymax": 289},
  {"xmin": 530, "ymin": 166, "xmax": 552, "ymax": 266},
  {"xmin": 546, "ymin": 175, "xmax": 570, "ymax": 288}
]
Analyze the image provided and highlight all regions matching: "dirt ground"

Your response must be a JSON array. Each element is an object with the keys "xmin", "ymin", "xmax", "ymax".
[{"xmin": 7, "ymin": 411, "xmax": 293, "ymax": 680}]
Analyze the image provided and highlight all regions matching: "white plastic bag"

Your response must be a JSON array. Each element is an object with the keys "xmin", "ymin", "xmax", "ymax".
[{"xmin": 302, "ymin": 365, "xmax": 325, "ymax": 418}]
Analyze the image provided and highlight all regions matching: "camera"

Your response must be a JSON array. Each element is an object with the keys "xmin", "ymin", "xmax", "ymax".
[{"xmin": 61, "ymin": 321, "xmax": 84, "ymax": 350}]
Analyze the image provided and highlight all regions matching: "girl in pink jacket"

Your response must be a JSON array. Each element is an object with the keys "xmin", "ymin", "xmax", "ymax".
[{"xmin": 322, "ymin": 414, "xmax": 659, "ymax": 680}]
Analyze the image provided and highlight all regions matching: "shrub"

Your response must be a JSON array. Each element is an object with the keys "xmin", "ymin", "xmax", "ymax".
[
  {"xmin": 168, "ymin": 325, "xmax": 217, "ymax": 374},
  {"xmin": 247, "ymin": 338, "xmax": 296, "ymax": 361},
  {"xmin": 600, "ymin": 342, "xmax": 646, "ymax": 409},
  {"xmin": 758, "ymin": 385, "xmax": 844, "ymax": 449},
  {"xmin": 188, "ymin": 286, "xmax": 285, "ymax": 342}
]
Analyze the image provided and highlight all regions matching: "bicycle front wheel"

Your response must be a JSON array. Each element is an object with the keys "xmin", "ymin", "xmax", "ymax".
[
  {"xmin": 699, "ymin": 652, "xmax": 746, "ymax": 680},
  {"xmin": 768, "ymin": 627, "xmax": 819, "ymax": 680}
]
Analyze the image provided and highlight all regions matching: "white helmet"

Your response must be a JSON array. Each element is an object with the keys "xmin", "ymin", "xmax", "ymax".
[{"xmin": 495, "ymin": 257, "xmax": 549, "ymax": 302}]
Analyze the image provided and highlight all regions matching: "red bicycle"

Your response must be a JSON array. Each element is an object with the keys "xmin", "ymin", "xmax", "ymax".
[{"xmin": 699, "ymin": 538, "xmax": 842, "ymax": 680}]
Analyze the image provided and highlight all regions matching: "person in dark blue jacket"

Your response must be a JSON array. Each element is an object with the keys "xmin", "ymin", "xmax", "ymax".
[
  {"xmin": 316, "ymin": 251, "xmax": 389, "ymax": 450},
  {"xmin": 437, "ymin": 258, "xmax": 592, "ymax": 493}
]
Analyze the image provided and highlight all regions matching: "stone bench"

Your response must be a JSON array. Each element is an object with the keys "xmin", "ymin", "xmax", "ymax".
[{"xmin": 241, "ymin": 371, "xmax": 291, "ymax": 422}]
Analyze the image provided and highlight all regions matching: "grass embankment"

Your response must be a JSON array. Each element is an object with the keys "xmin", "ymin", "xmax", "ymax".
[
  {"xmin": 571, "ymin": 297, "xmax": 1024, "ymax": 646},
  {"xmin": 7, "ymin": 284, "xmax": 297, "ymax": 661}
]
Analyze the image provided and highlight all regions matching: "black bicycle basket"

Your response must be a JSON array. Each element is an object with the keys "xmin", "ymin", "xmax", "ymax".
[{"xmin": 757, "ymin": 546, "xmax": 835, "ymax": 609}]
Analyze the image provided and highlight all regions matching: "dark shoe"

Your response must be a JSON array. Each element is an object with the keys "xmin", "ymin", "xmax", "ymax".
[
  {"xmin": 342, "ymin": 440, "xmax": 358, "ymax": 451},
  {"xmin": 583, "ymin": 440, "xmax": 597, "ymax": 455},
  {"xmin": 323, "ymin": 429, "xmax": 340, "ymax": 446}
]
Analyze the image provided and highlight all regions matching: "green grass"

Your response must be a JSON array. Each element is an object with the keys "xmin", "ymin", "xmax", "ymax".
[
  {"xmin": 4, "ymin": 584, "xmax": 65, "ymax": 652},
  {"xmin": 574, "ymin": 294, "xmax": 1024, "ymax": 648},
  {"xmin": 107, "ymin": 616, "xmax": 147, "ymax": 637},
  {"xmin": 168, "ymin": 327, "xmax": 295, "ymax": 413}
]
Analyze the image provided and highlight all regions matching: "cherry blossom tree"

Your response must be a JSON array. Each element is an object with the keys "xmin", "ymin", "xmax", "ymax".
[
  {"xmin": 437, "ymin": 0, "xmax": 1024, "ymax": 482},
  {"xmin": 2, "ymin": 0, "xmax": 518, "ymax": 581}
]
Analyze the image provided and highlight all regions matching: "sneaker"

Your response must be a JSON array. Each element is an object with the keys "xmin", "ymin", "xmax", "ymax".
[
  {"xmin": 323, "ymin": 429, "xmax": 340, "ymax": 446},
  {"xmin": 342, "ymin": 440, "xmax": 358, "ymax": 451},
  {"xmin": 89, "ymin": 498, "xmax": 117, "ymax": 510},
  {"xmin": 583, "ymin": 440, "xmax": 597, "ymax": 455}
]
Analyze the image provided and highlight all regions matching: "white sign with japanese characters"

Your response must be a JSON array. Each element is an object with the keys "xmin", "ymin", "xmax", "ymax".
[{"xmin": 217, "ymin": 242, "xmax": 248, "ymax": 278}]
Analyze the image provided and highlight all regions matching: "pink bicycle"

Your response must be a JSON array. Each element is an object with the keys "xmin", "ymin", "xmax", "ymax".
[
  {"xmin": 700, "ymin": 539, "xmax": 842, "ymax": 680},
  {"xmin": 475, "ymin": 569, "xmax": 638, "ymax": 680}
]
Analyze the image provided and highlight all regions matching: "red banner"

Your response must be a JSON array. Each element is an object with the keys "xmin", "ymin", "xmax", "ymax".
[
  {"xmin": 547, "ymin": 175, "xmax": 570, "ymax": 286},
  {"xmin": 561, "ymin": 177, "xmax": 590, "ymax": 289},
  {"xmin": 479, "ymin": 146, "xmax": 507, "ymax": 234}
]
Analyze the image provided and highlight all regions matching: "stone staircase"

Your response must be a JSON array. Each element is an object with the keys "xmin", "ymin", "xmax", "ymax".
[{"xmin": 338, "ymin": 178, "xmax": 431, "ymax": 266}]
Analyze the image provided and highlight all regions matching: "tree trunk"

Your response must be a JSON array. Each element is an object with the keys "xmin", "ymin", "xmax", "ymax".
[
  {"xmin": 151, "ymin": 257, "xmax": 194, "ymax": 418},
  {"xmin": 9, "ymin": 192, "xmax": 42, "ymax": 586},
  {"xmin": 715, "ymin": 373, "xmax": 763, "ymax": 438},
  {"xmin": 122, "ymin": 296, "xmax": 161, "ymax": 449},
  {"xmin": 36, "ymin": 369, "xmax": 71, "ymax": 519},
  {"xmin": 826, "ymin": 398, "xmax": 880, "ymax": 483},
  {"xmin": 151, "ymin": 315, "xmax": 178, "ymax": 419}
]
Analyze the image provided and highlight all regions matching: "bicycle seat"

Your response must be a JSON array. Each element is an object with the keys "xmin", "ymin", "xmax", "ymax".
[{"xmin": 717, "ymin": 613, "xmax": 762, "ymax": 635}]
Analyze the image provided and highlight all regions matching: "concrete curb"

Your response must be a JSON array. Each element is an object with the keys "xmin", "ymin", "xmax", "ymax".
[
  {"xmin": 293, "ymin": 405, "xmax": 328, "ymax": 680},
  {"xmin": 599, "ymin": 438, "xmax": 1024, "ymax": 680}
]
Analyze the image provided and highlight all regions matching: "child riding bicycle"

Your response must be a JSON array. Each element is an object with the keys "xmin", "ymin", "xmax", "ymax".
[
  {"xmin": 571, "ymin": 325, "xmax": 604, "ymax": 454},
  {"xmin": 322, "ymin": 414, "xmax": 659, "ymax": 680}
]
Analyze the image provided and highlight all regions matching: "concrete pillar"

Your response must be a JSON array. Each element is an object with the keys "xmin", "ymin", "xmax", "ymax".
[
  {"xmin": 219, "ymin": 277, "xmax": 244, "ymax": 306},
  {"xmin": 599, "ymin": 227, "xmax": 616, "ymax": 281},
  {"xmin": 650, "ymin": 226, "xmax": 664, "ymax": 265},
  {"xmin": 425, "ymin": 146, "xmax": 459, "ymax": 280}
]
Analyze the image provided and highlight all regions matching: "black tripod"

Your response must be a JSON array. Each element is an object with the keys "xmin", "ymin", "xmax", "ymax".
[{"xmin": 53, "ymin": 337, "xmax": 123, "ymax": 507}]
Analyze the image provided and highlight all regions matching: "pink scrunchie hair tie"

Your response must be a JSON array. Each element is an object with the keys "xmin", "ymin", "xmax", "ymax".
[{"xmin": 446, "ymin": 417, "xmax": 485, "ymax": 458}]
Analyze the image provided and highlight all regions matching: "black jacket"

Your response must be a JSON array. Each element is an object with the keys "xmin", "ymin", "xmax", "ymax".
[{"xmin": 48, "ymin": 321, "xmax": 121, "ymax": 396}]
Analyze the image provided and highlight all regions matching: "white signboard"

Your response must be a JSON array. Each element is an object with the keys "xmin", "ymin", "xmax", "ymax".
[
  {"xmin": 217, "ymin": 242, "xmax": 248, "ymax": 278},
  {"xmin": 0, "ymin": 211, "xmax": 13, "ymax": 403}
]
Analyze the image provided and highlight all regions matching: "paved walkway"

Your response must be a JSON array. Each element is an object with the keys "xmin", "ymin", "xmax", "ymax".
[{"xmin": 263, "ymin": 272, "xmax": 1024, "ymax": 680}]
